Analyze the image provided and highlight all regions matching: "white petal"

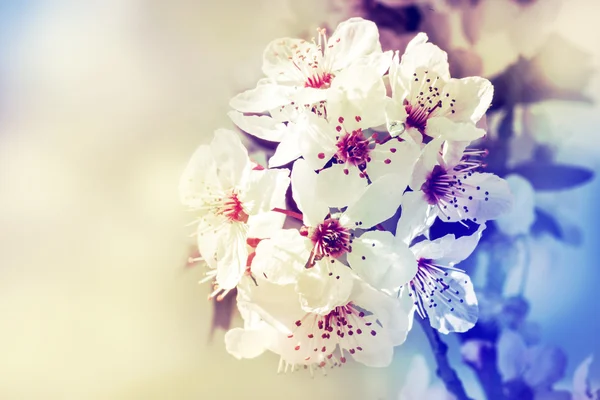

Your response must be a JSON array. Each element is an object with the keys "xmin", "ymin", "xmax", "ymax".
[
  {"xmin": 238, "ymin": 279, "xmax": 305, "ymax": 336},
  {"xmin": 367, "ymin": 138, "xmax": 420, "ymax": 183},
  {"xmin": 225, "ymin": 325, "xmax": 275, "ymax": 359},
  {"xmin": 347, "ymin": 230, "xmax": 417, "ymax": 291},
  {"xmin": 179, "ymin": 144, "xmax": 219, "ymax": 208},
  {"xmin": 215, "ymin": 223, "xmax": 248, "ymax": 290},
  {"xmin": 210, "ymin": 129, "xmax": 251, "ymax": 189},
  {"xmin": 341, "ymin": 173, "xmax": 408, "ymax": 229},
  {"xmin": 327, "ymin": 65, "xmax": 388, "ymax": 130},
  {"xmin": 241, "ymin": 168, "xmax": 290, "ymax": 215},
  {"xmin": 410, "ymin": 140, "xmax": 440, "ymax": 190},
  {"xmin": 227, "ymin": 110, "xmax": 288, "ymax": 142},
  {"xmin": 351, "ymin": 50, "xmax": 394, "ymax": 76},
  {"xmin": 262, "ymin": 38, "xmax": 315, "ymax": 83},
  {"xmin": 399, "ymin": 34, "xmax": 451, "ymax": 90},
  {"xmin": 426, "ymin": 117, "xmax": 486, "ymax": 142},
  {"xmin": 247, "ymin": 211, "xmax": 286, "ymax": 239},
  {"xmin": 423, "ymin": 270, "xmax": 479, "ymax": 334},
  {"xmin": 251, "ymin": 229, "xmax": 310, "ymax": 285},
  {"xmin": 441, "ymin": 140, "xmax": 470, "ymax": 168},
  {"xmin": 268, "ymin": 129, "xmax": 302, "ymax": 168},
  {"xmin": 314, "ymin": 163, "xmax": 368, "ymax": 208},
  {"xmin": 495, "ymin": 174, "xmax": 535, "ymax": 236},
  {"xmin": 296, "ymin": 259, "xmax": 353, "ymax": 315},
  {"xmin": 351, "ymin": 282, "xmax": 410, "ymax": 363},
  {"xmin": 572, "ymin": 355, "xmax": 594, "ymax": 399},
  {"xmin": 291, "ymin": 159, "xmax": 329, "ymax": 227},
  {"xmin": 412, "ymin": 225, "xmax": 485, "ymax": 266},
  {"xmin": 296, "ymin": 112, "xmax": 338, "ymax": 171},
  {"xmin": 395, "ymin": 191, "xmax": 436, "ymax": 245},
  {"xmin": 229, "ymin": 83, "xmax": 295, "ymax": 113},
  {"xmin": 439, "ymin": 172, "xmax": 513, "ymax": 223},
  {"xmin": 442, "ymin": 76, "xmax": 493, "ymax": 124},
  {"xmin": 291, "ymin": 87, "xmax": 329, "ymax": 106},
  {"xmin": 327, "ymin": 17, "xmax": 382, "ymax": 72},
  {"xmin": 196, "ymin": 215, "xmax": 225, "ymax": 270}
]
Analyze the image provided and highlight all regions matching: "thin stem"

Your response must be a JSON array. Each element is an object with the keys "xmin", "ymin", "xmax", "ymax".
[
  {"xmin": 272, "ymin": 207, "xmax": 304, "ymax": 221},
  {"xmin": 418, "ymin": 317, "xmax": 473, "ymax": 400}
]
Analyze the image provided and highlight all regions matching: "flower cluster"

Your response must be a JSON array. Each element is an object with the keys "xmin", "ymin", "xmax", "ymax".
[{"xmin": 180, "ymin": 17, "xmax": 512, "ymax": 372}]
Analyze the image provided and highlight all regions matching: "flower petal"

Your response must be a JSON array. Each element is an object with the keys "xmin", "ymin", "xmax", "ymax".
[
  {"xmin": 327, "ymin": 17, "xmax": 382, "ymax": 72},
  {"xmin": 439, "ymin": 172, "xmax": 513, "ymax": 223},
  {"xmin": 399, "ymin": 33, "xmax": 451, "ymax": 91},
  {"xmin": 262, "ymin": 38, "xmax": 315, "ymax": 83},
  {"xmin": 268, "ymin": 128, "xmax": 302, "ymax": 168},
  {"xmin": 251, "ymin": 229, "xmax": 310, "ymax": 285},
  {"xmin": 296, "ymin": 259, "xmax": 353, "ymax": 315},
  {"xmin": 411, "ymin": 225, "xmax": 485, "ymax": 266},
  {"xmin": 290, "ymin": 159, "xmax": 329, "ymax": 227},
  {"xmin": 225, "ymin": 325, "xmax": 275, "ymax": 359},
  {"xmin": 242, "ymin": 168, "xmax": 290, "ymax": 215},
  {"xmin": 395, "ymin": 191, "xmax": 436, "ymax": 245},
  {"xmin": 314, "ymin": 162, "xmax": 368, "ymax": 208},
  {"xmin": 247, "ymin": 211, "xmax": 286, "ymax": 239},
  {"xmin": 179, "ymin": 144, "xmax": 219, "ymax": 208},
  {"xmin": 426, "ymin": 117, "xmax": 486, "ymax": 142},
  {"xmin": 367, "ymin": 139, "xmax": 420, "ymax": 183},
  {"xmin": 572, "ymin": 355, "xmax": 594, "ymax": 399},
  {"xmin": 341, "ymin": 173, "xmax": 408, "ymax": 229},
  {"xmin": 210, "ymin": 129, "xmax": 251, "ymax": 189},
  {"xmin": 296, "ymin": 112, "xmax": 338, "ymax": 171},
  {"xmin": 441, "ymin": 76, "xmax": 493, "ymax": 124},
  {"xmin": 350, "ymin": 282, "xmax": 410, "ymax": 365},
  {"xmin": 229, "ymin": 83, "xmax": 295, "ymax": 113},
  {"xmin": 215, "ymin": 223, "xmax": 248, "ymax": 290},
  {"xmin": 327, "ymin": 65, "xmax": 388, "ymax": 130},
  {"xmin": 228, "ymin": 110, "xmax": 288, "ymax": 142},
  {"xmin": 196, "ymin": 215, "xmax": 225, "ymax": 270},
  {"xmin": 347, "ymin": 230, "xmax": 417, "ymax": 291},
  {"xmin": 423, "ymin": 269, "xmax": 479, "ymax": 334}
]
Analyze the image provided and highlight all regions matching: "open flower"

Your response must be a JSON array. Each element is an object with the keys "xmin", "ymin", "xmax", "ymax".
[
  {"xmin": 179, "ymin": 129, "xmax": 290, "ymax": 294},
  {"xmin": 386, "ymin": 33, "xmax": 492, "ymax": 145},
  {"xmin": 248, "ymin": 159, "xmax": 417, "ymax": 314},
  {"xmin": 396, "ymin": 214, "xmax": 484, "ymax": 334},
  {"xmin": 230, "ymin": 17, "xmax": 390, "ymax": 116},
  {"xmin": 225, "ymin": 273, "xmax": 412, "ymax": 370},
  {"xmin": 409, "ymin": 140, "xmax": 512, "ymax": 224},
  {"xmin": 268, "ymin": 64, "xmax": 421, "ymax": 188}
]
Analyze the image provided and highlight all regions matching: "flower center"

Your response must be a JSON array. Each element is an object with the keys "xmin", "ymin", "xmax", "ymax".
[
  {"xmin": 310, "ymin": 218, "xmax": 351, "ymax": 260},
  {"xmin": 421, "ymin": 165, "xmax": 451, "ymax": 205},
  {"xmin": 408, "ymin": 258, "xmax": 460, "ymax": 318},
  {"xmin": 305, "ymin": 72, "xmax": 334, "ymax": 89},
  {"xmin": 217, "ymin": 192, "xmax": 248, "ymax": 223},
  {"xmin": 405, "ymin": 69, "xmax": 456, "ymax": 137},
  {"xmin": 285, "ymin": 302, "xmax": 378, "ymax": 369},
  {"xmin": 335, "ymin": 129, "xmax": 371, "ymax": 167}
]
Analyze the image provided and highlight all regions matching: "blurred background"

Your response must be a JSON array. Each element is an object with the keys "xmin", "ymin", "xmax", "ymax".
[{"xmin": 0, "ymin": 1, "xmax": 598, "ymax": 399}]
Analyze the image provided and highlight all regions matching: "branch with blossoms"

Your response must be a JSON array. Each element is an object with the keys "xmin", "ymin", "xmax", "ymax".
[{"xmin": 180, "ymin": 17, "xmax": 512, "ymax": 393}]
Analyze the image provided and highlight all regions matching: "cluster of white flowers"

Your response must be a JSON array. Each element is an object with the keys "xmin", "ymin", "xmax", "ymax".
[{"xmin": 180, "ymin": 17, "xmax": 512, "ymax": 373}]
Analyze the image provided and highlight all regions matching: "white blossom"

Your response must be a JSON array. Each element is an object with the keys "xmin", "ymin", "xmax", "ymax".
[
  {"xmin": 179, "ymin": 129, "xmax": 289, "ymax": 294},
  {"xmin": 386, "ymin": 33, "xmax": 492, "ymax": 145}
]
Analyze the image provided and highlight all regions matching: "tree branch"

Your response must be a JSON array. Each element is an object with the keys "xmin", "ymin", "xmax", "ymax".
[{"xmin": 418, "ymin": 317, "xmax": 473, "ymax": 400}]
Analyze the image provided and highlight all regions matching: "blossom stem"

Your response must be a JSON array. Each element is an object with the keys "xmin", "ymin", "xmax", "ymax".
[
  {"xmin": 272, "ymin": 207, "xmax": 304, "ymax": 221},
  {"xmin": 417, "ymin": 317, "xmax": 474, "ymax": 400}
]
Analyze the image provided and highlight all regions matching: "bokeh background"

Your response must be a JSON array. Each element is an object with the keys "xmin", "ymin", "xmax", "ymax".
[{"xmin": 0, "ymin": 1, "xmax": 598, "ymax": 399}]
